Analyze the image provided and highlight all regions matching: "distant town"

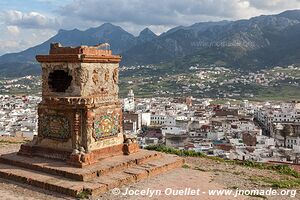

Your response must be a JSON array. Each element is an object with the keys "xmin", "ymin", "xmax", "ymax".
[
  {"xmin": 1, "ymin": 89, "xmax": 300, "ymax": 165},
  {"xmin": 1, "ymin": 65, "xmax": 299, "ymax": 101}
]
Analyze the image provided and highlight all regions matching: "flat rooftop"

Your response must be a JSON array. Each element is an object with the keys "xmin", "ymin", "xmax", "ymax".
[{"xmin": 36, "ymin": 43, "xmax": 121, "ymax": 63}]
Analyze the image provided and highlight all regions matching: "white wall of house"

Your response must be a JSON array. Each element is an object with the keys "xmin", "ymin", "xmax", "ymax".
[
  {"xmin": 123, "ymin": 98, "xmax": 135, "ymax": 112},
  {"xmin": 164, "ymin": 116, "xmax": 176, "ymax": 126},
  {"xmin": 141, "ymin": 112, "xmax": 151, "ymax": 126},
  {"xmin": 207, "ymin": 131, "xmax": 224, "ymax": 140},
  {"xmin": 286, "ymin": 136, "xmax": 299, "ymax": 148},
  {"xmin": 256, "ymin": 136, "xmax": 275, "ymax": 147},
  {"xmin": 150, "ymin": 114, "xmax": 166, "ymax": 125},
  {"xmin": 161, "ymin": 126, "xmax": 185, "ymax": 137},
  {"xmin": 293, "ymin": 139, "xmax": 300, "ymax": 153}
]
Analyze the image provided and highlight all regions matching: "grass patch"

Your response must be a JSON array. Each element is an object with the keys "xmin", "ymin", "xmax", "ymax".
[
  {"xmin": 76, "ymin": 189, "xmax": 91, "ymax": 199},
  {"xmin": 182, "ymin": 164, "xmax": 190, "ymax": 169},
  {"xmin": 261, "ymin": 177, "xmax": 300, "ymax": 189},
  {"xmin": 233, "ymin": 171, "xmax": 242, "ymax": 175},
  {"xmin": 229, "ymin": 160, "xmax": 300, "ymax": 178},
  {"xmin": 146, "ymin": 145, "xmax": 300, "ymax": 178},
  {"xmin": 146, "ymin": 145, "xmax": 206, "ymax": 157},
  {"xmin": 228, "ymin": 186, "xmax": 239, "ymax": 190},
  {"xmin": 251, "ymin": 85, "xmax": 300, "ymax": 101},
  {"xmin": 0, "ymin": 140, "xmax": 26, "ymax": 144},
  {"xmin": 194, "ymin": 166, "xmax": 207, "ymax": 172},
  {"xmin": 246, "ymin": 194, "xmax": 267, "ymax": 199}
]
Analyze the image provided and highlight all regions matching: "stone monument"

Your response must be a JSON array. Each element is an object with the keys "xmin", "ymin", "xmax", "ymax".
[
  {"xmin": 0, "ymin": 43, "xmax": 184, "ymax": 197},
  {"xmin": 19, "ymin": 43, "xmax": 139, "ymax": 167}
]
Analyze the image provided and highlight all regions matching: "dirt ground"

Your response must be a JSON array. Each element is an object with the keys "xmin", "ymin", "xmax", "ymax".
[{"xmin": 0, "ymin": 141, "xmax": 298, "ymax": 200}]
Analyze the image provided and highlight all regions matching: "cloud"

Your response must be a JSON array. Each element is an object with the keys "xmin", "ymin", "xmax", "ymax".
[
  {"xmin": 59, "ymin": 0, "xmax": 256, "ymax": 27},
  {"xmin": 57, "ymin": 0, "xmax": 300, "ymax": 35},
  {"xmin": 0, "ymin": 40, "xmax": 19, "ymax": 48},
  {"xmin": 0, "ymin": 40, "xmax": 19, "ymax": 55},
  {"xmin": 58, "ymin": 0, "xmax": 300, "ymax": 27},
  {"xmin": 3, "ymin": 10, "xmax": 60, "ymax": 29},
  {"xmin": 6, "ymin": 26, "xmax": 20, "ymax": 35},
  {"xmin": 0, "ymin": 24, "xmax": 57, "ymax": 55},
  {"xmin": 247, "ymin": 0, "xmax": 300, "ymax": 11}
]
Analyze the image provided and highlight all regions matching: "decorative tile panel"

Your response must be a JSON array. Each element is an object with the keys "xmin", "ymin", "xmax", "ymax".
[
  {"xmin": 40, "ymin": 115, "xmax": 70, "ymax": 140},
  {"xmin": 93, "ymin": 114, "xmax": 119, "ymax": 140}
]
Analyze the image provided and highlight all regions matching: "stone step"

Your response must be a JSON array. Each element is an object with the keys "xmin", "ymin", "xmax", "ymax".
[
  {"xmin": 0, "ymin": 153, "xmax": 184, "ymax": 197},
  {"xmin": 93, "ymin": 154, "xmax": 184, "ymax": 191},
  {"xmin": 82, "ymin": 154, "xmax": 185, "ymax": 196},
  {"xmin": 0, "ymin": 162, "xmax": 84, "ymax": 197},
  {"xmin": 0, "ymin": 149, "xmax": 161, "ymax": 181}
]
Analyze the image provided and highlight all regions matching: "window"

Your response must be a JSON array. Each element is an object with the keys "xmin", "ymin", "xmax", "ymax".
[{"xmin": 48, "ymin": 70, "xmax": 72, "ymax": 92}]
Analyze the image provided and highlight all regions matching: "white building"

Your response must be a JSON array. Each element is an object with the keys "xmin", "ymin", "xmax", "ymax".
[
  {"xmin": 255, "ymin": 102, "xmax": 300, "ymax": 137},
  {"xmin": 286, "ymin": 136, "xmax": 299, "ymax": 148},
  {"xmin": 256, "ymin": 135, "xmax": 275, "ymax": 148},
  {"xmin": 123, "ymin": 90, "xmax": 135, "ymax": 112},
  {"xmin": 150, "ymin": 114, "xmax": 166, "ymax": 125},
  {"xmin": 161, "ymin": 126, "xmax": 186, "ymax": 137},
  {"xmin": 135, "ymin": 103, "xmax": 150, "ymax": 112},
  {"xmin": 207, "ymin": 131, "xmax": 225, "ymax": 140},
  {"xmin": 293, "ymin": 138, "xmax": 300, "ymax": 153},
  {"xmin": 141, "ymin": 112, "xmax": 151, "ymax": 126}
]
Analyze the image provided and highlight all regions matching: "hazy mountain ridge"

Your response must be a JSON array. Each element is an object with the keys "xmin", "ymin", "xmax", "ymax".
[{"xmin": 1, "ymin": 10, "xmax": 300, "ymax": 76}]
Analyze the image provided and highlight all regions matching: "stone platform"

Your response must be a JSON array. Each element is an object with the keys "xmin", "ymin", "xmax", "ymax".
[{"xmin": 0, "ymin": 150, "xmax": 184, "ymax": 197}]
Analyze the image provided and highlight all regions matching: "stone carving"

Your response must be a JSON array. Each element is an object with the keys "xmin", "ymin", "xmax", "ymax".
[
  {"xmin": 113, "ymin": 68, "xmax": 118, "ymax": 83},
  {"xmin": 92, "ymin": 69, "xmax": 99, "ymax": 84},
  {"xmin": 76, "ymin": 68, "xmax": 89, "ymax": 85},
  {"xmin": 43, "ymin": 96, "xmax": 118, "ymax": 106},
  {"xmin": 74, "ymin": 111, "xmax": 81, "ymax": 150},
  {"xmin": 93, "ymin": 115, "xmax": 119, "ymax": 140},
  {"xmin": 104, "ymin": 69, "xmax": 109, "ymax": 82},
  {"xmin": 39, "ymin": 115, "xmax": 70, "ymax": 140}
]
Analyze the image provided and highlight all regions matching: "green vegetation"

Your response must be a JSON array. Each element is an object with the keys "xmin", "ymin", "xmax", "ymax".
[
  {"xmin": 146, "ymin": 145, "xmax": 206, "ymax": 157},
  {"xmin": 76, "ymin": 189, "xmax": 91, "ymax": 199},
  {"xmin": 0, "ymin": 140, "xmax": 26, "ymax": 144},
  {"xmin": 246, "ymin": 194, "xmax": 267, "ymax": 199},
  {"xmin": 228, "ymin": 186, "xmax": 239, "ymax": 190},
  {"xmin": 118, "ymin": 64, "xmax": 300, "ymax": 100},
  {"xmin": 261, "ymin": 177, "xmax": 300, "ymax": 188},
  {"xmin": 229, "ymin": 160, "xmax": 300, "ymax": 178},
  {"xmin": 182, "ymin": 164, "xmax": 191, "ymax": 169},
  {"xmin": 146, "ymin": 145, "xmax": 300, "ymax": 178},
  {"xmin": 251, "ymin": 85, "xmax": 300, "ymax": 101},
  {"xmin": 193, "ymin": 166, "xmax": 207, "ymax": 172}
]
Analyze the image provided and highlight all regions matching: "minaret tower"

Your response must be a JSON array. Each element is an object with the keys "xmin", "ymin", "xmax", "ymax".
[{"xmin": 127, "ymin": 89, "xmax": 135, "ymax": 111}]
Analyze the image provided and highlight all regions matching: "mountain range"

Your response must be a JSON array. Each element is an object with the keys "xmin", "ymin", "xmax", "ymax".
[{"xmin": 1, "ymin": 10, "xmax": 300, "ymax": 76}]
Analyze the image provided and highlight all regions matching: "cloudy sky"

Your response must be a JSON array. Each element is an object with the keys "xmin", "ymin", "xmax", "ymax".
[{"xmin": 0, "ymin": 0, "xmax": 300, "ymax": 55}]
